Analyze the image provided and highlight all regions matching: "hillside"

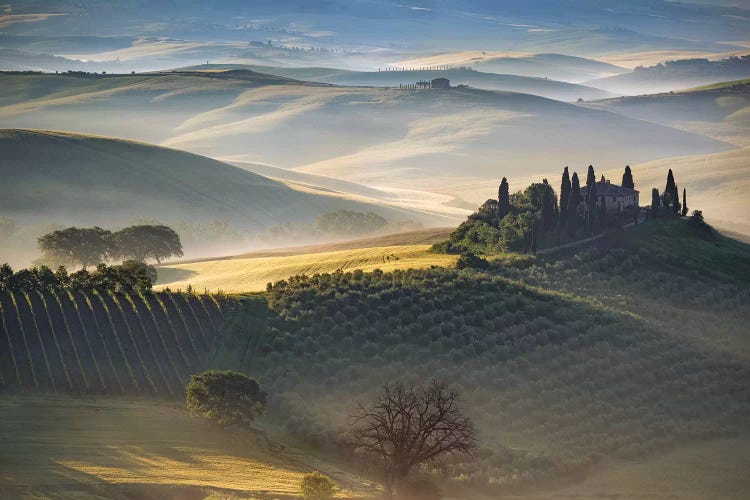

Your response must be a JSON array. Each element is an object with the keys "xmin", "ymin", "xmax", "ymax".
[
  {"xmin": 587, "ymin": 55, "xmax": 750, "ymax": 95},
  {"xmin": 211, "ymin": 218, "xmax": 750, "ymax": 495},
  {"xmin": 0, "ymin": 129, "xmax": 456, "ymax": 266},
  {"xmin": 194, "ymin": 65, "xmax": 614, "ymax": 102},
  {"xmin": 584, "ymin": 80, "xmax": 750, "ymax": 146},
  {"xmin": 4, "ymin": 218, "xmax": 750, "ymax": 497}
]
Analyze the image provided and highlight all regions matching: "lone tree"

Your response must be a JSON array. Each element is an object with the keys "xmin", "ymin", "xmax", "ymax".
[
  {"xmin": 186, "ymin": 370, "xmax": 267, "ymax": 428},
  {"xmin": 350, "ymin": 381, "xmax": 477, "ymax": 498},
  {"xmin": 113, "ymin": 225, "xmax": 183, "ymax": 264},
  {"xmin": 498, "ymin": 177, "xmax": 510, "ymax": 220},
  {"xmin": 38, "ymin": 226, "xmax": 113, "ymax": 269},
  {"xmin": 621, "ymin": 165, "xmax": 634, "ymax": 190}
]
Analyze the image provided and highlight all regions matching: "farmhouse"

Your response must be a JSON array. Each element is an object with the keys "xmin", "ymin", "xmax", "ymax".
[
  {"xmin": 580, "ymin": 180, "xmax": 639, "ymax": 212},
  {"xmin": 431, "ymin": 77, "xmax": 450, "ymax": 89}
]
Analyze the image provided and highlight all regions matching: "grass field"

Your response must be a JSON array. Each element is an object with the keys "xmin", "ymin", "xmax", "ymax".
[
  {"xmin": 0, "ymin": 395, "xmax": 377, "ymax": 499},
  {"xmin": 157, "ymin": 242, "xmax": 457, "ymax": 294}
]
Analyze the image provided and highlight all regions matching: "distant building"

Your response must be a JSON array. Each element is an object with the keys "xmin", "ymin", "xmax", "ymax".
[
  {"xmin": 431, "ymin": 77, "xmax": 450, "ymax": 89},
  {"xmin": 580, "ymin": 180, "xmax": 639, "ymax": 213}
]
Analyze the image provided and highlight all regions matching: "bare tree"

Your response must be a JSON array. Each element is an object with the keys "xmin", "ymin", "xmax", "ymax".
[{"xmin": 350, "ymin": 381, "xmax": 477, "ymax": 498}]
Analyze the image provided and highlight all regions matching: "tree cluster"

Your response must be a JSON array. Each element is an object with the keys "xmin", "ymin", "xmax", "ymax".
[
  {"xmin": 441, "ymin": 165, "xmax": 636, "ymax": 255},
  {"xmin": 37, "ymin": 224, "xmax": 182, "ymax": 269},
  {"xmin": 650, "ymin": 169, "xmax": 688, "ymax": 218}
]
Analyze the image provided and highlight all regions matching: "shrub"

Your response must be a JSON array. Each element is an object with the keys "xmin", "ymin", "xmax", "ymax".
[
  {"xmin": 456, "ymin": 251, "xmax": 489, "ymax": 270},
  {"xmin": 300, "ymin": 471, "xmax": 336, "ymax": 500}
]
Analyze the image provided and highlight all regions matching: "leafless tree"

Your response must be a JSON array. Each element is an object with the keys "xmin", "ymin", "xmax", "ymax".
[{"xmin": 350, "ymin": 381, "xmax": 477, "ymax": 498}]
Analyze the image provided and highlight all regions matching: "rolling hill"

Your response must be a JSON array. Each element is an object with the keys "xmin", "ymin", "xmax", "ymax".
[
  {"xmin": 0, "ymin": 70, "xmax": 731, "ymax": 212},
  {"xmin": 584, "ymin": 79, "xmax": 750, "ymax": 146},
  {"xmin": 192, "ymin": 64, "xmax": 615, "ymax": 102},
  {"xmin": 586, "ymin": 54, "xmax": 750, "ymax": 95}
]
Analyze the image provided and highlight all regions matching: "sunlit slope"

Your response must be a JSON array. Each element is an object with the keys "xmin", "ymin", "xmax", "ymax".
[
  {"xmin": 0, "ymin": 396, "xmax": 376, "ymax": 498},
  {"xmin": 0, "ymin": 129, "xmax": 440, "ymax": 229},
  {"xmin": 0, "ymin": 71, "xmax": 730, "ymax": 205},
  {"xmin": 156, "ymin": 244, "xmax": 458, "ymax": 293}
]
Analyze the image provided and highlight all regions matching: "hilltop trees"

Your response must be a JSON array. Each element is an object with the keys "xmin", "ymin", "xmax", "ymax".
[
  {"xmin": 186, "ymin": 370, "xmax": 267, "ymax": 429},
  {"xmin": 350, "ymin": 381, "xmax": 477, "ymax": 498},
  {"xmin": 0, "ymin": 261, "xmax": 156, "ymax": 294},
  {"xmin": 113, "ymin": 225, "xmax": 183, "ymax": 264},
  {"xmin": 622, "ymin": 165, "xmax": 634, "ymax": 190},
  {"xmin": 38, "ymin": 226, "xmax": 114, "ymax": 269}
]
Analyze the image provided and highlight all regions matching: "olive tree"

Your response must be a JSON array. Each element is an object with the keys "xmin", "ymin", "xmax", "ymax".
[{"xmin": 37, "ymin": 226, "xmax": 113, "ymax": 269}]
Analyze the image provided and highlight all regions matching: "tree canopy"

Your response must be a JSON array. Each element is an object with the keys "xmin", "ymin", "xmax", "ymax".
[
  {"xmin": 37, "ymin": 226, "xmax": 113, "ymax": 269},
  {"xmin": 113, "ymin": 225, "xmax": 183, "ymax": 264},
  {"xmin": 186, "ymin": 370, "xmax": 267, "ymax": 428}
]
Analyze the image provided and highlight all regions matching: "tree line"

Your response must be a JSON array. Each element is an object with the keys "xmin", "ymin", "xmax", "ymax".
[
  {"xmin": 0, "ymin": 260, "xmax": 156, "ymax": 294},
  {"xmin": 37, "ymin": 224, "xmax": 182, "ymax": 270}
]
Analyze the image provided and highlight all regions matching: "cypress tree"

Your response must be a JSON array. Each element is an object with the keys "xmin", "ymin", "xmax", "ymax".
[
  {"xmin": 567, "ymin": 172, "xmax": 581, "ymax": 236},
  {"xmin": 681, "ymin": 188, "xmax": 688, "ymax": 216},
  {"xmin": 622, "ymin": 165, "xmax": 634, "ymax": 189},
  {"xmin": 560, "ymin": 167, "xmax": 571, "ymax": 226},
  {"xmin": 498, "ymin": 177, "xmax": 510, "ymax": 221},
  {"xmin": 541, "ymin": 180, "xmax": 556, "ymax": 232},
  {"xmin": 673, "ymin": 184, "xmax": 681, "ymax": 214},
  {"xmin": 651, "ymin": 188, "xmax": 660, "ymax": 216},
  {"xmin": 587, "ymin": 179, "xmax": 598, "ymax": 235},
  {"xmin": 600, "ymin": 174, "xmax": 606, "ymax": 183},
  {"xmin": 665, "ymin": 169, "xmax": 676, "ymax": 201},
  {"xmin": 586, "ymin": 165, "xmax": 596, "ymax": 188}
]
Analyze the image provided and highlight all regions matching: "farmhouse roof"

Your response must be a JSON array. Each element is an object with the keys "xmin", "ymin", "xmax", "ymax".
[{"xmin": 581, "ymin": 180, "xmax": 639, "ymax": 197}]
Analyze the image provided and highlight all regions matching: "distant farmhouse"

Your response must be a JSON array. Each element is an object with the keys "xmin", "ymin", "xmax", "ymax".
[
  {"xmin": 581, "ymin": 179, "xmax": 639, "ymax": 213},
  {"xmin": 431, "ymin": 77, "xmax": 450, "ymax": 89}
]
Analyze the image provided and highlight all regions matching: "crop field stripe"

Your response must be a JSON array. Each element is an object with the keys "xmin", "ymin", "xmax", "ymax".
[
  {"xmin": 9, "ymin": 291, "xmax": 39, "ymax": 388},
  {"xmin": 164, "ymin": 294, "xmax": 201, "ymax": 364},
  {"xmin": 0, "ymin": 299, "xmax": 21, "ymax": 386},
  {"xmin": 123, "ymin": 294, "xmax": 174, "ymax": 397},
  {"xmin": 175, "ymin": 294, "xmax": 209, "ymax": 350},
  {"xmin": 109, "ymin": 293, "xmax": 159, "ymax": 396},
  {"xmin": 134, "ymin": 293, "xmax": 184, "ymax": 394},
  {"xmin": 62, "ymin": 290, "xmax": 107, "ymax": 391},
  {"xmin": 49, "ymin": 290, "xmax": 90, "ymax": 392},
  {"xmin": 139, "ymin": 293, "xmax": 189, "ymax": 380},
  {"xmin": 81, "ymin": 292, "xmax": 124, "ymax": 394},
  {"xmin": 92, "ymin": 290, "xmax": 140, "ymax": 394},
  {"xmin": 151, "ymin": 294, "xmax": 191, "ymax": 373},
  {"xmin": 22, "ymin": 292, "xmax": 56, "ymax": 390},
  {"xmin": 36, "ymin": 291, "xmax": 74, "ymax": 391}
]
